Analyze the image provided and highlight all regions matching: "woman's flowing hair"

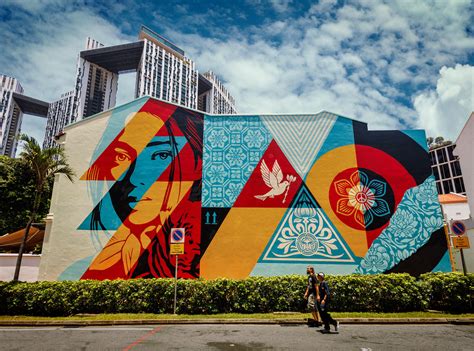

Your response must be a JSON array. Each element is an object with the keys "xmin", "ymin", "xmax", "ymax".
[
  {"xmin": 131, "ymin": 107, "xmax": 203, "ymax": 278},
  {"xmin": 85, "ymin": 106, "xmax": 203, "ymax": 259}
]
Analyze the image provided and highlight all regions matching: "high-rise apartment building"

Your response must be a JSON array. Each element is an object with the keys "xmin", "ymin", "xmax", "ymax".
[
  {"xmin": 430, "ymin": 143, "xmax": 466, "ymax": 195},
  {"xmin": 136, "ymin": 27, "xmax": 198, "ymax": 109},
  {"xmin": 43, "ymin": 26, "xmax": 237, "ymax": 148},
  {"xmin": 0, "ymin": 75, "xmax": 24, "ymax": 157},
  {"xmin": 199, "ymin": 71, "xmax": 237, "ymax": 114},
  {"xmin": 43, "ymin": 91, "xmax": 74, "ymax": 149},
  {"xmin": 72, "ymin": 38, "xmax": 118, "ymax": 121}
]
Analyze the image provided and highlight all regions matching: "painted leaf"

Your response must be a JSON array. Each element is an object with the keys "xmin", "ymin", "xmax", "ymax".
[{"xmin": 122, "ymin": 234, "xmax": 141, "ymax": 275}]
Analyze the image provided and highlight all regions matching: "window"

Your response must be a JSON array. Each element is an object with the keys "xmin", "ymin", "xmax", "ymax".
[
  {"xmin": 432, "ymin": 166, "xmax": 440, "ymax": 181},
  {"xmin": 453, "ymin": 177, "xmax": 466, "ymax": 194},
  {"xmin": 441, "ymin": 163, "xmax": 451, "ymax": 179},
  {"xmin": 436, "ymin": 148, "xmax": 447, "ymax": 163},
  {"xmin": 442, "ymin": 180, "xmax": 453, "ymax": 193},
  {"xmin": 447, "ymin": 145, "xmax": 455, "ymax": 161},
  {"xmin": 451, "ymin": 161, "xmax": 463, "ymax": 177}
]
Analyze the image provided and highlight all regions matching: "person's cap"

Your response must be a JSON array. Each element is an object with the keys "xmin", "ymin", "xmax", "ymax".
[{"xmin": 317, "ymin": 272, "xmax": 325, "ymax": 278}]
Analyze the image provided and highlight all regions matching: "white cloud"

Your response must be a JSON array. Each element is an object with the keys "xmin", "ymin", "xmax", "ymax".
[
  {"xmin": 414, "ymin": 64, "xmax": 474, "ymax": 140},
  {"xmin": 269, "ymin": 0, "xmax": 293, "ymax": 13},
  {"xmin": 1, "ymin": 0, "xmax": 473, "ymax": 152},
  {"xmin": 0, "ymin": 7, "xmax": 135, "ymax": 151}
]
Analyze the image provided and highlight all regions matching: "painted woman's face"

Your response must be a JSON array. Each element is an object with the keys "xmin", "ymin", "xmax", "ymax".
[{"xmin": 110, "ymin": 135, "xmax": 188, "ymax": 226}]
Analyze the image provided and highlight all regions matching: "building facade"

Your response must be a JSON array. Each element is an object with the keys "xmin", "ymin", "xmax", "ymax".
[
  {"xmin": 0, "ymin": 75, "xmax": 24, "ymax": 157},
  {"xmin": 43, "ymin": 91, "xmax": 75, "ymax": 149},
  {"xmin": 136, "ymin": 27, "xmax": 198, "ymax": 110},
  {"xmin": 72, "ymin": 38, "xmax": 118, "ymax": 121},
  {"xmin": 199, "ymin": 71, "xmax": 237, "ymax": 114},
  {"xmin": 43, "ymin": 27, "xmax": 236, "ymax": 149},
  {"xmin": 429, "ymin": 143, "xmax": 466, "ymax": 195},
  {"xmin": 38, "ymin": 96, "xmax": 450, "ymax": 281}
]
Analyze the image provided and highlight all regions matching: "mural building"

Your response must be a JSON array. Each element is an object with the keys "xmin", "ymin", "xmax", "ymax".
[{"xmin": 38, "ymin": 97, "xmax": 451, "ymax": 280}]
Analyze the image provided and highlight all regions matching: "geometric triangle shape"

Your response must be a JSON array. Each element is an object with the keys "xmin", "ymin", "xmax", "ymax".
[
  {"xmin": 81, "ymin": 104, "xmax": 174, "ymax": 181},
  {"xmin": 258, "ymin": 184, "xmax": 357, "ymax": 263},
  {"xmin": 233, "ymin": 139, "xmax": 303, "ymax": 208},
  {"xmin": 260, "ymin": 112, "xmax": 337, "ymax": 178},
  {"xmin": 200, "ymin": 207, "xmax": 232, "ymax": 257}
]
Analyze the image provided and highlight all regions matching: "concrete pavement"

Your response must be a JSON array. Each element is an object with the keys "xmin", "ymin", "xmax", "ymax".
[{"xmin": 0, "ymin": 324, "xmax": 473, "ymax": 350}]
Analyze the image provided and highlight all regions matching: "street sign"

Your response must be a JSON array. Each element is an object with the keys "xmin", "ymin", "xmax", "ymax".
[
  {"xmin": 170, "ymin": 228, "xmax": 185, "ymax": 255},
  {"xmin": 452, "ymin": 235, "xmax": 470, "ymax": 249},
  {"xmin": 170, "ymin": 243, "xmax": 185, "ymax": 255},
  {"xmin": 451, "ymin": 221, "xmax": 466, "ymax": 236},
  {"xmin": 170, "ymin": 228, "xmax": 185, "ymax": 243},
  {"xmin": 170, "ymin": 228, "xmax": 186, "ymax": 315}
]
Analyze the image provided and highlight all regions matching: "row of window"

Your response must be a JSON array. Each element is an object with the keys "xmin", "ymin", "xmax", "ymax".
[{"xmin": 435, "ymin": 177, "xmax": 466, "ymax": 195}]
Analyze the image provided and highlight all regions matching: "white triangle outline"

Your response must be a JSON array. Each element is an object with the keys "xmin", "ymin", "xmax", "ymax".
[{"xmin": 260, "ymin": 112, "xmax": 337, "ymax": 178}]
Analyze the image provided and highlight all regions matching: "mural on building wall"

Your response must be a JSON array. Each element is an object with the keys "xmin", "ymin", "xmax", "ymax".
[{"xmin": 65, "ymin": 97, "xmax": 450, "ymax": 280}]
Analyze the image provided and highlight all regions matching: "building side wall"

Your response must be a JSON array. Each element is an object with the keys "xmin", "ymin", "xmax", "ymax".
[
  {"xmin": 39, "ymin": 98, "xmax": 451, "ymax": 281},
  {"xmin": 455, "ymin": 114, "xmax": 474, "ymax": 216}
]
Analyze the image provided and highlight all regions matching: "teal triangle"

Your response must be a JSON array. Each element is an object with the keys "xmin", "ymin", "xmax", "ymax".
[{"xmin": 258, "ymin": 184, "xmax": 357, "ymax": 263}]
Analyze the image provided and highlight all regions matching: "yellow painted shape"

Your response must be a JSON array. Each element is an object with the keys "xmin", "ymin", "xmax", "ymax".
[
  {"xmin": 305, "ymin": 145, "xmax": 368, "ymax": 257},
  {"xmin": 88, "ymin": 180, "xmax": 193, "ymax": 274},
  {"xmin": 201, "ymin": 207, "xmax": 286, "ymax": 279},
  {"xmin": 81, "ymin": 112, "xmax": 165, "ymax": 180},
  {"xmin": 127, "ymin": 181, "xmax": 193, "ymax": 226}
]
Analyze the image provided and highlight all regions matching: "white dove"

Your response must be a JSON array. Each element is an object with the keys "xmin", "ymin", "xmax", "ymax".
[{"xmin": 254, "ymin": 160, "xmax": 296, "ymax": 203}]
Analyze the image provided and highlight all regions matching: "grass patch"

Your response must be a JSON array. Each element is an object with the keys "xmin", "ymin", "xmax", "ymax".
[{"xmin": 0, "ymin": 312, "xmax": 472, "ymax": 321}]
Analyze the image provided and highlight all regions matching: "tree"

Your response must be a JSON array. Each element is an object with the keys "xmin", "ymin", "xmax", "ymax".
[
  {"xmin": 13, "ymin": 134, "xmax": 74, "ymax": 281},
  {"xmin": 0, "ymin": 156, "xmax": 51, "ymax": 236}
]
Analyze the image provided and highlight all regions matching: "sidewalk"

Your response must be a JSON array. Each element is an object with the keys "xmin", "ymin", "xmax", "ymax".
[{"xmin": 0, "ymin": 317, "xmax": 472, "ymax": 327}]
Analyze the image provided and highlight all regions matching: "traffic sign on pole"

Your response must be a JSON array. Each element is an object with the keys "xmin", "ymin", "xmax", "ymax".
[
  {"xmin": 451, "ymin": 221, "xmax": 466, "ymax": 236},
  {"xmin": 170, "ymin": 228, "xmax": 185, "ymax": 243},
  {"xmin": 452, "ymin": 236, "xmax": 470, "ymax": 249},
  {"xmin": 170, "ymin": 228, "xmax": 185, "ymax": 315}
]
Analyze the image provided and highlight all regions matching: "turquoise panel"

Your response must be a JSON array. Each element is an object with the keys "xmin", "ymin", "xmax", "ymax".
[
  {"xmin": 401, "ymin": 130, "xmax": 429, "ymax": 151},
  {"xmin": 202, "ymin": 115, "xmax": 272, "ymax": 207}
]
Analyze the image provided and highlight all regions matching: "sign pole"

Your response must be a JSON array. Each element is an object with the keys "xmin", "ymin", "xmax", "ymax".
[
  {"xmin": 170, "ymin": 227, "xmax": 185, "ymax": 315},
  {"xmin": 173, "ymin": 254, "xmax": 178, "ymax": 314},
  {"xmin": 460, "ymin": 248, "xmax": 467, "ymax": 275},
  {"xmin": 443, "ymin": 216, "xmax": 456, "ymax": 272}
]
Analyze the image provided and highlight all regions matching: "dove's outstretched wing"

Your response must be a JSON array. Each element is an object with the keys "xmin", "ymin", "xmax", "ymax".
[
  {"xmin": 260, "ymin": 160, "xmax": 272, "ymax": 188},
  {"xmin": 272, "ymin": 160, "xmax": 283, "ymax": 184}
]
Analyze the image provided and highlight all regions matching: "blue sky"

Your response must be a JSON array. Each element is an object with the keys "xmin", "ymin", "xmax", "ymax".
[{"xmin": 0, "ymin": 0, "xmax": 473, "ymax": 147}]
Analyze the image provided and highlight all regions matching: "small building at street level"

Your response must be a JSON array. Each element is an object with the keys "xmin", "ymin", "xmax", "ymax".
[{"xmin": 38, "ymin": 96, "xmax": 451, "ymax": 280}]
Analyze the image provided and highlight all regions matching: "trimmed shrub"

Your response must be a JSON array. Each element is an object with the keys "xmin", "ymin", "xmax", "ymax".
[
  {"xmin": 419, "ymin": 272, "xmax": 473, "ymax": 313},
  {"xmin": 0, "ymin": 273, "xmax": 471, "ymax": 316}
]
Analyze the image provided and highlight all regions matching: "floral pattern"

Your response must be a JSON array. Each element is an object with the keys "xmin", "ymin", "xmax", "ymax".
[
  {"xmin": 355, "ymin": 176, "xmax": 443, "ymax": 274},
  {"xmin": 333, "ymin": 169, "xmax": 391, "ymax": 228},
  {"xmin": 203, "ymin": 116, "xmax": 271, "ymax": 207}
]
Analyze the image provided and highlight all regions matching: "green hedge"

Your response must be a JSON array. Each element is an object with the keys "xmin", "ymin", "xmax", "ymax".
[{"xmin": 0, "ymin": 273, "xmax": 472, "ymax": 316}]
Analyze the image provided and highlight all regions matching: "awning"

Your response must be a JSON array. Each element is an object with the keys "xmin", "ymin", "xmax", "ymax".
[{"xmin": 0, "ymin": 226, "xmax": 45, "ymax": 251}]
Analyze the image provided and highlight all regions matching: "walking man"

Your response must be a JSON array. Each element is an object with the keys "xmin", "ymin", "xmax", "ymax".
[
  {"xmin": 303, "ymin": 266, "xmax": 321, "ymax": 327},
  {"xmin": 317, "ymin": 272, "xmax": 339, "ymax": 333}
]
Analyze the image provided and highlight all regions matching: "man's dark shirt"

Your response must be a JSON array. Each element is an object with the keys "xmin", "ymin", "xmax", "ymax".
[
  {"xmin": 318, "ymin": 281, "xmax": 330, "ymax": 301},
  {"xmin": 307, "ymin": 274, "xmax": 317, "ymax": 295}
]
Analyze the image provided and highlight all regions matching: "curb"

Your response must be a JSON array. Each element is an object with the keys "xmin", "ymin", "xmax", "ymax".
[{"xmin": 0, "ymin": 318, "xmax": 472, "ymax": 327}]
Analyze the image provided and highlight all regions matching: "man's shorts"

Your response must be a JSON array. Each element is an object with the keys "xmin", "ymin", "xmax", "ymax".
[{"xmin": 307, "ymin": 293, "xmax": 317, "ymax": 311}]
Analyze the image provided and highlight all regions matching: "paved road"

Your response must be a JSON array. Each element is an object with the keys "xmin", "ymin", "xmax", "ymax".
[{"xmin": 0, "ymin": 324, "xmax": 473, "ymax": 350}]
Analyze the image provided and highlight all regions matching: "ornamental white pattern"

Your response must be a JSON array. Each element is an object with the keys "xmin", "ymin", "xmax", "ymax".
[
  {"xmin": 355, "ymin": 176, "xmax": 443, "ymax": 274},
  {"xmin": 260, "ymin": 187, "xmax": 356, "ymax": 263}
]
